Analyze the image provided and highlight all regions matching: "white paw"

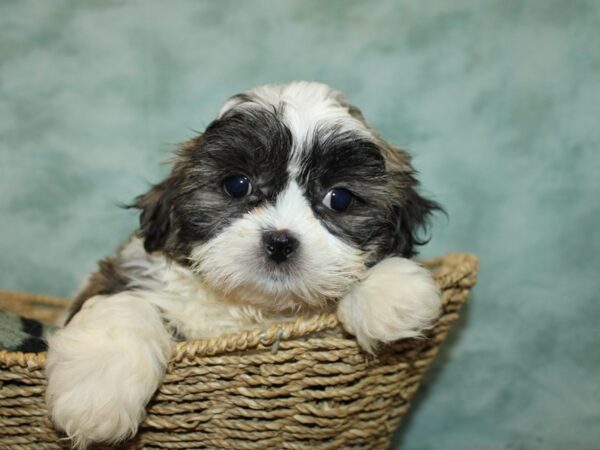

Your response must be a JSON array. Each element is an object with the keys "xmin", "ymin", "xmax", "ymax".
[
  {"xmin": 45, "ymin": 293, "xmax": 173, "ymax": 449},
  {"xmin": 337, "ymin": 257, "xmax": 441, "ymax": 353}
]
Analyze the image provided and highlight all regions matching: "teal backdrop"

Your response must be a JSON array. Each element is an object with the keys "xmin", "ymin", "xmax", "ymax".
[{"xmin": 1, "ymin": 1, "xmax": 599, "ymax": 449}]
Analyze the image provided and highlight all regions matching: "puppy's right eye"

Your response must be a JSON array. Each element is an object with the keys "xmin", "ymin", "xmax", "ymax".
[{"xmin": 223, "ymin": 175, "xmax": 252, "ymax": 198}]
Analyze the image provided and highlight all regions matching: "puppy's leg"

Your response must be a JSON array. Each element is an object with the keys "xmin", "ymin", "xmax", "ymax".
[
  {"xmin": 46, "ymin": 292, "xmax": 173, "ymax": 449},
  {"xmin": 337, "ymin": 257, "xmax": 441, "ymax": 353}
]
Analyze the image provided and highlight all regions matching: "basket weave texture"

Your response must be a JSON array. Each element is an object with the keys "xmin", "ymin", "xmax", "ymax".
[{"xmin": 0, "ymin": 253, "xmax": 477, "ymax": 450}]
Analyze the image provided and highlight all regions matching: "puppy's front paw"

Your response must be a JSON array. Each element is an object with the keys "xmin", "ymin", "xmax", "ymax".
[
  {"xmin": 337, "ymin": 257, "xmax": 441, "ymax": 353},
  {"xmin": 45, "ymin": 294, "xmax": 172, "ymax": 449}
]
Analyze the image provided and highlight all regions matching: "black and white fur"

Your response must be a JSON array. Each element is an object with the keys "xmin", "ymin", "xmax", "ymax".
[{"xmin": 45, "ymin": 81, "xmax": 442, "ymax": 448}]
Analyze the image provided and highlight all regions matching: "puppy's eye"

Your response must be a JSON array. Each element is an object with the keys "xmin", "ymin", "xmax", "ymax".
[
  {"xmin": 223, "ymin": 175, "xmax": 252, "ymax": 198},
  {"xmin": 322, "ymin": 187, "xmax": 354, "ymax": 212}
]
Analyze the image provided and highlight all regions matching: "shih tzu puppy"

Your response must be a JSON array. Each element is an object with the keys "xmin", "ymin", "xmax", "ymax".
[{"xmin": 45, "ymin": 81, "xmax": 442, "ymax": 448}]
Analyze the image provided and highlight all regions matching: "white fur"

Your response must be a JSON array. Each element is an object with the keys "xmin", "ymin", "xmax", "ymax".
[
  {"xmin": 46, "ymin": 292, "xmax": 173, "ymax": 449},
  {"xmin": 190, "ymin": 180, "xmax": 366, "ymax": 311},
  {"xmin": 337, "ymin": 257, "xmax": 442, "ymax": 353},
  {"xmin": 110, "ymin": 237, "xmax": 286, "ymax": 339}
]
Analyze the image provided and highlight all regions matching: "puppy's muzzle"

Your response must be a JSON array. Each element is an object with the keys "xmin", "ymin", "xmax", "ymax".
[{"xmin": 262, "ymin": 230, "xmax": 299, "ymax": 264}]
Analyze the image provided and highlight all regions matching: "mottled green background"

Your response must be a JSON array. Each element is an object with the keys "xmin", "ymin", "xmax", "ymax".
[{"xmin": 1, "ymin": 1, "xmax": 599, "ymax": 449}]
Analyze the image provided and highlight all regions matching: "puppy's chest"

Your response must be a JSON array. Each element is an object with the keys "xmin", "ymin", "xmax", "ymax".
[
  {"xmin": 149, "ymin": 269, "xmax": 272, "ymax": 340},
  {"xmin": 118, "ymin": 237, "xmax": 285, "ymax": 340}
]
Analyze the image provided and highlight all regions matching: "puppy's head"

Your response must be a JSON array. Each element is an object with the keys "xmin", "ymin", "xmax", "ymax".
[{"xmin": 134, "ymin": 82, "xmax": 440, "ymax": 311}]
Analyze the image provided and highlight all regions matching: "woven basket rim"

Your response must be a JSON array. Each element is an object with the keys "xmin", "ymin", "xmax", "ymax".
[{"xmin": 0, "ymin": 252, "xmax": 478, "ymax": 370}]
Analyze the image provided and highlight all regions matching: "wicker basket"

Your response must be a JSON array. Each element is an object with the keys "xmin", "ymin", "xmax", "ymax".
[{"xmin": 0, "ymin": 253, "xmax": 478, "ymax": 450}]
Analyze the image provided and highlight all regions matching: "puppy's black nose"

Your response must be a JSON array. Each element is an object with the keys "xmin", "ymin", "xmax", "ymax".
[{"xmin": 262, "ymin": 230, "xmax": 299, "ymax": 264}]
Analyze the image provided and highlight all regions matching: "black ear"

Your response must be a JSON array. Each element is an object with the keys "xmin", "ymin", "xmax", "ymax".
[
  {"xmin": 391, "ymin": 187, "xmax": 442, "ymax": 258},
  {"xmin": 131, "ymin": 178, "xmax": 176, "ymax": 253}
]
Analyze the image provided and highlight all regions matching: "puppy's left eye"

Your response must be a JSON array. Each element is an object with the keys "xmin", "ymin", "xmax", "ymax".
[
  {"xmin": 322, "ymin": 187, "xmax": 354, "ymax": 212},
  {"xmin": 223, "ymin": 175, "xmax": 252, "ymax": 198}
]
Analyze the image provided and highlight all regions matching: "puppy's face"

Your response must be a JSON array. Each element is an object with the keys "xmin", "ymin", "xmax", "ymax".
[{"xmin": 135, "ymin": 82, "xmax": 438, "ymax": 311}]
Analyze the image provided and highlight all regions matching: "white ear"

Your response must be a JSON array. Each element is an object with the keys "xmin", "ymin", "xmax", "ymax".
[{"xmin": 337, "ymin": 257, "xmax": 441, "ymax": 353}]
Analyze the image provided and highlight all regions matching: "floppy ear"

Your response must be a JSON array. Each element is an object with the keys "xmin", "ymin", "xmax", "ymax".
[
  {"xmin": 132, "ymin": 177, "xmax": 177, "ymax": 253},
  {"xmin": 377, "ymin": 141, "xmax": 442, "ymax": 258},
  {"xmin": 130, "ymin": 135, "xmax": 204, "ymax": 254},
  {"xmin": 391, "ymin": 184, "xmax": 441, "ymax": 258}
]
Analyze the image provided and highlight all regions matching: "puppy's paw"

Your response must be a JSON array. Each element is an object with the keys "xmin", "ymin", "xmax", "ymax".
[
  {"xmin": 45, "ymin": 293, "xmax": 172, "ymax": 449},
  {"xmin": 337, "ymin": 257, "xmax": 441, "ymax": 353}
]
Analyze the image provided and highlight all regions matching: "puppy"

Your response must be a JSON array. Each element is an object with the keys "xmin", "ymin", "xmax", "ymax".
[{"xmin": 45, "ymin": 81, "xmax": 442, "ymax": 448}]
